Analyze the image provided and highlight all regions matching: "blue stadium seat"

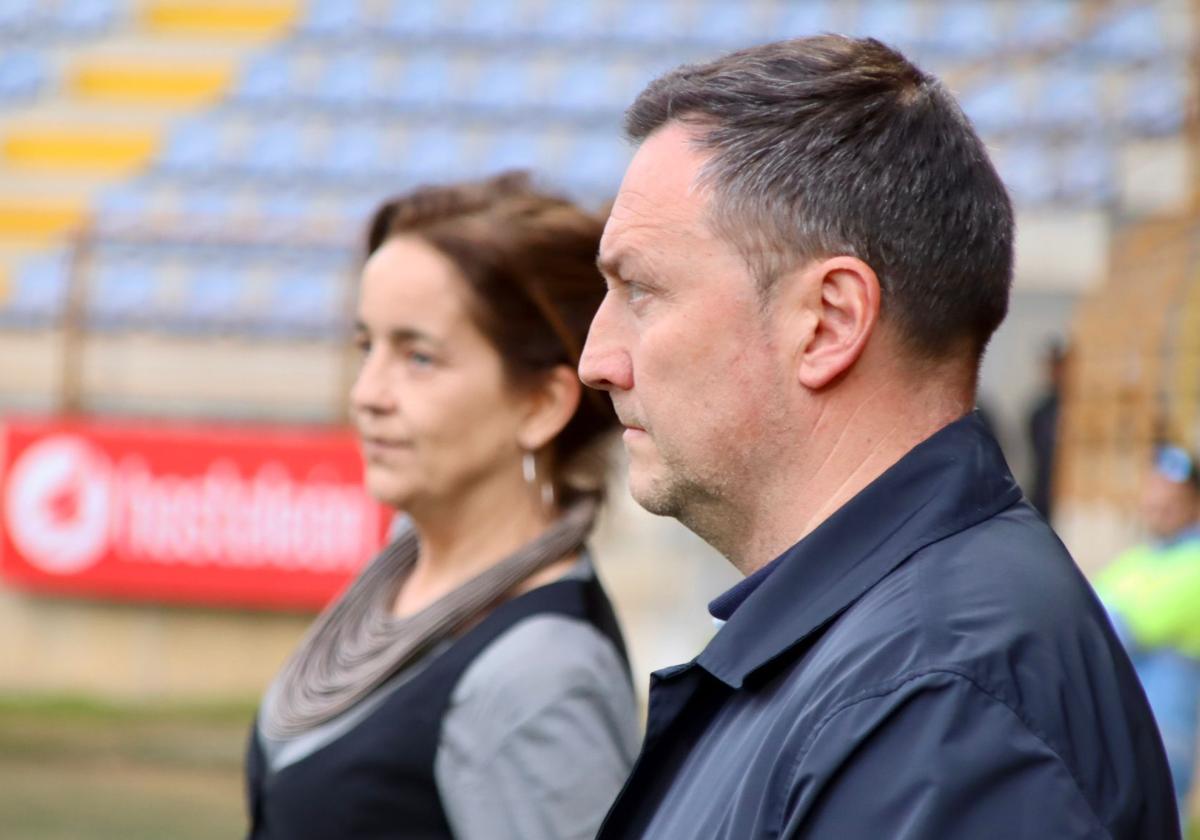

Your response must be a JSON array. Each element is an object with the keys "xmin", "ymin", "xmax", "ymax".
[
  {"xmin": 178, "ymin": 264, "xmax": 247, "ymax": 331},
  {"xmin": 385, "ymin": 53, "xmax": 452, "ymax": 110},
  {"xmin": 0, "ymin": 0, "xmax": 41, "ymax": 34},
  {"xmin": 299, "ymin": 0, "xmax": 365, "ymax": 38},
  {"xmin": 612, "ymin": 1, "xmax": 680, "ymax": 45},
  {"xmin": 179, "ymin": 189, "xmax": 235, "ymax": 225},
  {"xmin": 469, "ymin": 56, "xmax": 539, "ymax": 111},
  {"xmin": 481, "ymin": 129, "xmax": 546, "ymax": 173},
  {"xmin": 564, "ymin": 133, "xmax": 629, "ymax": 196},
  {"xmin": 536, "ymin": 0, "xmax": 605, "ymax": 41},
  {"xmin": 450, "ymin": 0, "xmax": 529, "ymax": 41},
  {"xmin": 931, "ymin": 3, "xmax": 1003, "ymax": 55},
  {"xmin": 686, "ymin": 2, "xmax": 759, "ymax": 48},
  {"xmin": 1058, "ymin": 142, "xmax": 1114, "ymax": 204},
  {"xmin": 242, "ymin": 122, "xmax": 308, "ymax": 181},
  {"xmin": 1122, "ymin": 69, "xmax": 1186, "ymax": 135},
  {"xmin": 853, "ymin": 0, "xmax": 919, "ymax": 49},
  {"xmin": 260, "ymin": 271, "xmax": 345, "ymax": 337},
  {"xmin": 234, "ymin": 52, "xmax": 295, "ymax": 107},
  {"xmin": 320, "ymin": 125, "xmax": 384, "ymax": 181},
  {"xmin": 994, "ymin": 143, "xmax": 1055, "ymax": 205},
  {"xmin": 402, "ymin": 128, "xmax": 467, "ymax": 182},
  {"xmin": 2, "ymin": 250, "xmax": 71, "ymax": 326},
  {"xmin": 772, "ymin": 1, "xmax": 834, "ymax": 38},
  {"xmin": 551, "ymin": 58, "xmax": 623, "ymax": 116},
  {"xmin": 960, "ymin": 77, "xmax": 1023, "ymax": 134},
  {"xmin": 159, "ymin": 118, "xmax": 226, "ymax": 176},
  {"xmin": 88, "ymin": 257, "xmax": 161, "ymax": 329},
  {"xmin": 1085, "ymin": 6, "xmax": 1164, "ymax": 61},
  {"xmin": 52, "ymin": 0, "xmax": 120, "ymax": 33},
  {"xmin": 0, "ymin": 50, "xmax": 48, "ymax": 100},
  {"xmin": 1031, "ymin": 69, "xmax": 1103, "ymax": 131},
  {"xmin": 313, "ymin": 54, "xmax": 377, "ymax": 108},
  {"xmin": 382, "ymin": 0, "xmax": 445, "ymax": 38},
  {"xmin": 1008, "ymin": 1, "xmax": 1074, "ymax": 49}
]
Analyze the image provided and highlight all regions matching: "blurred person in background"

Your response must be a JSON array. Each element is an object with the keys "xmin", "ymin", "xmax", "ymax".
[
  {"xmin": 1027, "ymin": 340, "xmax": 1067, "ymax": 520},
  {"xmin": 1096, "ymin": 445, "xmax": 1200, "ymax": 822},
  {"xmin": 580, "ymin": 35, "xmax": 1178, "ymax": 839},
  {"xmin": 245, "ymin": 172, "xmax": 638, "ymax": 839}
]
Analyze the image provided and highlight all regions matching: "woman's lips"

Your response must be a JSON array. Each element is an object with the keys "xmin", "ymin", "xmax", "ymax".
[{"xmin": 360, "ymin": 437, "xmax": 412, "ymax": 459}]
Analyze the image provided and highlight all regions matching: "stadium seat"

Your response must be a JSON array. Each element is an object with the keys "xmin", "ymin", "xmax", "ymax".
[
  {"xmin": 450, "ymin": 0, "xmax": 529, "ymax": 42},
  {"xmin": 994, "ymin": 143, "xmax": 1055, "ymax": 205},
  {"xmin": 931, "ymin": 3, "xmax": 1004, "ymax": 55},
  {"xmin": 1031, "ymin": 69, "xmax": 1103, "ymax": 131},
  {"xmin": 1085, "ymin": 6, "xmax": 1164, "ymax": 61},
  {"xmin": 685, "ymin": 2, "xmax": 759, "ymax": 48},
  {"xmin": 402, "ymin": 128, "xmax": 467, "ymax": 182},
  {"xmin": 298, "ymin": 0, "xmax": 364, "ymax": 39},
  {"xmin": 242, "ymin": 122, "xmax": 308, "ymax": 181},
  {"xmin": 260, "ymin": 270, "xmax": 345, "ymax": 337},
  {"xmin": 53, "ymin": 0, "xmax": 121, "ymax": 34},
  {"xmin": 853, "ymin": 0, "xmax": 919, "ymax": 50},
  {"xmin": 551, "ymin": 58, "xmax": 624, "ymax": 116},
  {"xmin": 772, "ymin": 1, "xmax": 834, "ymax": 38},
  {"xmin": 536, "ymin": 0, "xmax": 605, "ymax": 41},
  {"xmin": 381, "ymin": 0, "xmax": 445, "ymax": 39},
  {"xmin": 159, "ymin": 118, "xmax": 226, "ymax": 176},
  {"xmin": 234, "ymin": 52, "xmax": 295, "ymax": 107},
  {"xmin": 385, "ymin": 53, "xmax": 452, "ymax": 110},
  {"xmin": 87, "ymin": 255, "xmax": 162, "ymax": 329},
  {"xmin": 612, "ymin": 1, "xmax": 680, "ymax": 46},
  {"xmin": 563, "ymin": 132, "xmax": 629, "ymax": 197},
  {"xmin": 313, "ymin": 54, "xmax": 377, "ymax": 108},
  {"xmin": 481, "ymin": 129, "xmax": 547, "ymax": 174},
  {"xmin": 960, "ymin": 77, "xmax": 1023, "ymax": 135},
  {"xmin": 0, "ymin": 0, "xmax": 40, "ymax": 34},
  {"xmin": 468, "ymin": 56, "xmax": 540, "ymax": 111},
  {"xmin": 1122, "ymin": 69, "xmax": 1186, "ymax": 135},
  {"xmin": 178, "ymin": 263, "xmax": 248, "ymax": 331},
  {"xmin": 0, "ymin": 250, "xmax": 71, "ymax": 326},
  {"xmin": 1008, "ymin": 1, "xmax": 1074, "ymax": 49},
  {"xmin": 320, "ymin": 125, "xmax": 384, "ymax": 181},
  {"xmin": 1058, "ymin": 141, "xmax": 1114, "ymax": 204},
  {"xmin": 0, "ymin": 50, "xmax": 49, "ymax": 101}
]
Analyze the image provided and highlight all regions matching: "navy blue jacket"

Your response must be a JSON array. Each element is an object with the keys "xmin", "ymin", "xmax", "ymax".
[{"xmin": 598, "ymin": 414, "xmax": 1179, "ymax": 839}]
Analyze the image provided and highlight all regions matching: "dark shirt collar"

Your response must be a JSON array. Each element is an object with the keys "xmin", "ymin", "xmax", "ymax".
[{"xmin": 696, "ymin": 411, "xmax": 1023, "ymax": 689}]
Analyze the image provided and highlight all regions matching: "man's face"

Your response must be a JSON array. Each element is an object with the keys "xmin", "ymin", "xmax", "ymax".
[
  {"xmin": 579, "ymin": 123, "xmax": 794, "ymax": 525},
  {"xmin": 1140, "ymin": 471, "xmax": 1200, "ymax": 540}
]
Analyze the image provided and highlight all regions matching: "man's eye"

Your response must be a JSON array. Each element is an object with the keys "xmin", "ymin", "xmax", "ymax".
[{"xmin": 627, "ymin": 283, "xmax": 650, "ymax": 303}]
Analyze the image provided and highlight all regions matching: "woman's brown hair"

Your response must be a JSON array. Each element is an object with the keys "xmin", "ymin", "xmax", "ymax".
[{"xmin": 365, "ymin": 171, "xmax": 616, "ymax": 504}]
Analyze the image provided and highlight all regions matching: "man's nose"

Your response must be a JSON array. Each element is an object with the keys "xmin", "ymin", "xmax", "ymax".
[{"xmin": 579, "ymin": 297, "xmax": 633, "ymax": 392}]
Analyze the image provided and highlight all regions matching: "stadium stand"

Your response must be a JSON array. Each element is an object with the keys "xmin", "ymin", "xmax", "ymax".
[{"xmin": 0, "ymin": 0, "xmax": 1193, "ymax": 417}]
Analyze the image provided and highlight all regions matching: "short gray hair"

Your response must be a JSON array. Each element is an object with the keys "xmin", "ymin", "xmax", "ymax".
[{"xmin": 625, "ymin": 35, "xmax": 1013, "ymax": 361}]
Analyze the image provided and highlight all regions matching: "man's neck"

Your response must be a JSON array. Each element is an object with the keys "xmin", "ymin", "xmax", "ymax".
[{"xmin": 724, "ymin": 384, "xmax": 973, "ymax": 576}]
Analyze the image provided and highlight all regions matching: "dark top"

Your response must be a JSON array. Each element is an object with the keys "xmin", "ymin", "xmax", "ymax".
[
  {"xmin": 246, "ymin": 573, "xmax": 628, "ymax": 840},
  {"xmin": 597, "ymin": 413, "xmax": 1179, "ymax": 839}
]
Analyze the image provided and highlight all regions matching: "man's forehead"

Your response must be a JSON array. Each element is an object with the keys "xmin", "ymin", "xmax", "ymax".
[{"xmin": 602, "ymin": 124, "xmax": 716, "ymax": 260}]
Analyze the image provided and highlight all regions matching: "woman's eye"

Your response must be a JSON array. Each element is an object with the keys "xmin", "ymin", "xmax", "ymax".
[
  {"xmin": 407, "ymin": 350, "xmax": 435, "ymax": 367},
  {"xmin": 353, "ymin": 338, "xmax": 370, "ymax": 355}
]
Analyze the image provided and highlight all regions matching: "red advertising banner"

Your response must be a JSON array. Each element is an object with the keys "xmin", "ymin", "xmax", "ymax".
[{"xmin": 0, "ymin": 417, "xmax": 388, "ymax": 611}]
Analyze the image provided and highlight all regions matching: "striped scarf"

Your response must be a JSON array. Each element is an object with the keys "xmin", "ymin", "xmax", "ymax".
[{"xmin": 259, "ymin": 498, "xmax": 597, "ymax": 739}]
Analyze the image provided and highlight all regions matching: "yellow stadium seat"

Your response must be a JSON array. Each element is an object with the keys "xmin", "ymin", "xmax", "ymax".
[
  {"xmin": 0, "ymin": 198, "xmax": 89, "ymax": 240},
  {"xmin": 71, "ymin": 60, "xmax": 235, "ymax": 105},
  {"xmin": 2, "ymin": 128, "xmax": 159, "ymax": 174},
  {"xmin": 141, "ymin": 2, "xmax": 299, "ymax": 37}
]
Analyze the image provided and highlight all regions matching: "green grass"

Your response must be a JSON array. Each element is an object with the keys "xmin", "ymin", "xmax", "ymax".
[{"xmin": 0, "ymin": 695, "xmax": 253, "ymax": 839}]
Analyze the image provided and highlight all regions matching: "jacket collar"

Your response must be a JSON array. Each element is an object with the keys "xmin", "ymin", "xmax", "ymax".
[{"xmin": 695, "ymin": 412, "xmax": 1023, "ymax": 689}]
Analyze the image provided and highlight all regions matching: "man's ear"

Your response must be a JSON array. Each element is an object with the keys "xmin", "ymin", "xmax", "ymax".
[
  {"xmin": 517, "ymin": 365, "xmax": 582, "ymax": 452},
  {"xmin": 794, "ymin": 256, "xmax": 881, "ymax": 390}
]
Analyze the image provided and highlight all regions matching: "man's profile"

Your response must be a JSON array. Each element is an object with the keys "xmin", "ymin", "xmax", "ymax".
[{"xmin": 580, "ymin": 35, "xmax": 1179, "ymax": 839}]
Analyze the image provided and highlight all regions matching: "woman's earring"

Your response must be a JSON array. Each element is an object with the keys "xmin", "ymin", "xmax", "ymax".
[{"xmin": 523, "ymin": 451, "xmax": 556, "ymax": 511}]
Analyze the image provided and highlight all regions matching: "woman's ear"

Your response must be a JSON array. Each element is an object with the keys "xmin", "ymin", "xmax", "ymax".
[{"xmin": 517, "ymin": 365, "xmax": 582, "ymax": 451}]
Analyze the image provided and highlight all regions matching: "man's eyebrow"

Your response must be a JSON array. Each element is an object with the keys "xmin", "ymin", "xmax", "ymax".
[{"xmin": 596, "ymin": 253, "xmax": 622, "ymax": 279}]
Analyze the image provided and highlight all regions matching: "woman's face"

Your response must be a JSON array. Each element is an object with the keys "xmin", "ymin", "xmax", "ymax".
[{"xmin": 351, "ymin": 236, "xmax": 531, "ymax": 510}]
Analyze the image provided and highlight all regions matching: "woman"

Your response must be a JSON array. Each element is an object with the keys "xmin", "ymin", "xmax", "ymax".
[{"xmin": 246, "ymin": 173, "xmax": 638, "ymax": 839}]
